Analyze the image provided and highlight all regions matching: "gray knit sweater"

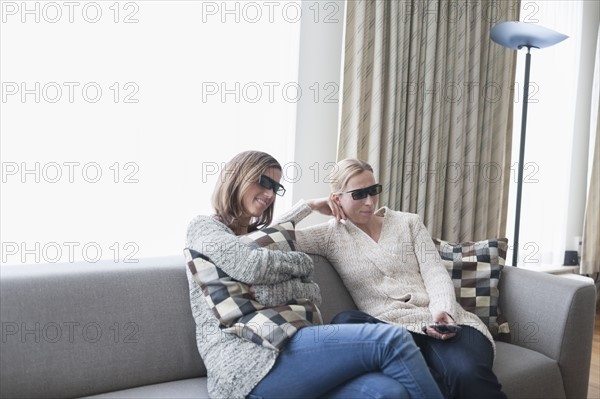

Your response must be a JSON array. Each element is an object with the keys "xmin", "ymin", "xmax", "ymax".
[
  {"xmin": 185, "ymin": 215, "xmax": 321, "ymax": 399},
  {"xmin": 274, "ymin": 202, "xmax": 495, "ymax": 350}
]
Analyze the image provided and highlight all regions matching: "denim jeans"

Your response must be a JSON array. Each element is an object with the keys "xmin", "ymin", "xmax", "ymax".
[
  {"xmin": 248, "ymin": 323, "xmax": 443, "ymax": 399},
  {"xmin": 330, "ymin": 310, "xmax": 507, "ymax": 399}
]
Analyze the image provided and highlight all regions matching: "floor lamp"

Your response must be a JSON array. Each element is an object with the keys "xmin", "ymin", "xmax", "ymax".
[{"xmin": 490, "ymin": 21, "xmax": 568, "ymax": 266}]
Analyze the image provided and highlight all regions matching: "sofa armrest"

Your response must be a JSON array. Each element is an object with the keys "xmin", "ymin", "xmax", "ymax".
[{"xmin": 498, "ymin": 266, "xmax": 596, "ymax": 399}]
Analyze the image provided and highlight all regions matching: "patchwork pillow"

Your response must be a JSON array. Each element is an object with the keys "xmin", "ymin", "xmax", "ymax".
[
  {"xmin": 184, "ymin": 222, "xmax": 322, "ymax": 351},
  {"xmin": 239, "ymin": 221, "xmax": 297, "ymax": 251},
  {"xmin": 433, "ymin": 238, "xmax": 510, "ymax": 339}
]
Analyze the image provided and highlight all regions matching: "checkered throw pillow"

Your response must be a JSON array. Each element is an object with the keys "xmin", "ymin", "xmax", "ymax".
[
  {"xmin": 433, "ymin": 238, "xmax": 510, "ymax": 339},
  {"xmin": 239, "ymin": 221, "xmax": 297, "ymax": 251},
  {"xmin": 184, "ymin": 222, "xmax": 322, "ymax": 351}
]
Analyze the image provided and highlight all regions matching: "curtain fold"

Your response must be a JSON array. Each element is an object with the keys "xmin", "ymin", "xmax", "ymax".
[
  {"xmin": 580, "ymin": 26, "xmax": 600, "ymax": 276},
  {"xmin": 339, "ymin": 0, "xmax": 519, "ymax": 242}
]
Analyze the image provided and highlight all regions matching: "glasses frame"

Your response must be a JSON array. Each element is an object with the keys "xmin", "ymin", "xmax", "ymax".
[
  {"xmin": 258, "ymin": 175, "xmax": 286, "ymax": 197},
  {"xmin": 338, "ymin": 184, "xmax": 382, "ymax": 200}
]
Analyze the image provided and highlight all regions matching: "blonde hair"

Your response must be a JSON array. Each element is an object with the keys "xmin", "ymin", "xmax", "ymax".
[
  {"xmin": 329, "ymin": 158, "xmax": 374, "ymax": 192},
  {"xmin": 212, "ymin": 151, "xmax": 282, "ymax": 233}
]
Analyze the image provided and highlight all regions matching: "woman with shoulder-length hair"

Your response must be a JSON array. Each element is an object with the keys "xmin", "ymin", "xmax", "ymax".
[
  {"xmin": 274, "ymin": 158, "xmax": 507, "ymax": 399},
  {"xmin": 185, "ymin": 150, "xmax": 443, "ymax": 399}
]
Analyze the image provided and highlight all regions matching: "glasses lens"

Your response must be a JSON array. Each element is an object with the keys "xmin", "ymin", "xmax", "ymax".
[
  {"xmin": 369, "ymin": 184, "xmax": 382, "ymax": 196},
  {"xmin": 259, "ymin": 175, "xmax": 286, "ymax": 196},
  {"xmin": 351, "ymin": 189, "xmax": 369, "ymax": 200},
  {"xmin": 259, "ymin": 175, "xmax": 272, "ymax": 190}
]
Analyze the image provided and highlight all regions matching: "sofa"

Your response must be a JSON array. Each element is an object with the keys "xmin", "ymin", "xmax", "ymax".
[{"xmin": 0, "ymin": 254, "xmax": 596, "ymax": 399}]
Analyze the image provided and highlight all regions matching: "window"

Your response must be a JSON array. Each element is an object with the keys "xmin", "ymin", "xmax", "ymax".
[
  {"xmin": 1, "ymin": 1, "xmax": 305, "ymax": 264},
  {"xmin": 505, "ymin": 0, "xmax": 596, "ymax": 266}
]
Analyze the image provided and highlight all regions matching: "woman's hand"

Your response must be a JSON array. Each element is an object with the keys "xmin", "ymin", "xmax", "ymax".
[
  {"xmin": 248, "ymin": 284, "xmax": 257, "ymax": 300},
  {"xmin": 422, "ymin": 311, "xmax": 459, "ymax": 341},
  {"xmin": 306, "ymin": 195, "xmax": 346, "ymax": 221}
]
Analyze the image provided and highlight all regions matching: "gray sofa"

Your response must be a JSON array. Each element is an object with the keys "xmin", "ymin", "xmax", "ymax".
[{"xmin": 0, "ymin": 255, "xmax": 596, "ymax": 399}]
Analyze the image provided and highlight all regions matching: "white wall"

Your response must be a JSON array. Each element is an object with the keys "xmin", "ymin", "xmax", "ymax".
[{"xmin": 284, "ymin": 0, "xmax": 345, "ymax": 227}]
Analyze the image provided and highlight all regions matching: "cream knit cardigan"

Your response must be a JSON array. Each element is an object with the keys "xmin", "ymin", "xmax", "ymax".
[{"xmin": 275, "ymin": 201, "xmax": 495, "ymax": 350}]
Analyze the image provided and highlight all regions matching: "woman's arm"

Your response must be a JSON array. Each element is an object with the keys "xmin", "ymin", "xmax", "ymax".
[
  {"xmin": 273, "ymin": 200, "xmax": 337, "ymax": 257},
  {"xmin": 273, "ymin": 200, "xmax": 313, "ymax": 226},
  {"xmin": 252, "ymin": 278, "xmax": 322, "ymax": 307},
  {"xmin": 185, "ymin": 215, "xmax": 313, "ymax": 284},
  {"xmin": 409, "ymin": 216, "xmax": 458, "ymax": 318}
]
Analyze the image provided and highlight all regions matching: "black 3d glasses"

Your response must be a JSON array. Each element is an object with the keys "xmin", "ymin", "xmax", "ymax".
[{"xmin": 339, "ymin": 184, "xmax": 382, "ymax": 200}]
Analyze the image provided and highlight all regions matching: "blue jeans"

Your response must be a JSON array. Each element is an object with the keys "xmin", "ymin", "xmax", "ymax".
[
  {"xmin": 330, "ymin": 310, "xmax": 507, "ymax": 399},
  {"xmin": 249, "ymin": 323, "xmax": 443, "ymax": 399}
]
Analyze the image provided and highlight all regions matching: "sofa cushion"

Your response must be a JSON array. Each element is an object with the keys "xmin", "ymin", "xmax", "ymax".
[
  {"xmin": 493, "ymin": 341, "xmax": 565, "ymax": 398},
  {"xmin": 433, "ymin": 238, "xmax": 509, "ymax": 338},
  {"xmin": 82, "ymin": 378, "xmax": 209, "ymax": 399},
  {"xmin": 310, "ymin": 255, "xmax": 358, "ymax": 323}
]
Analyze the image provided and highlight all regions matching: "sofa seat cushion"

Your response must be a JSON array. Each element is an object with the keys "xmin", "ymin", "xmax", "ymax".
[
  {"xmin": 493, "ymin": 342, "xmax": 565, "ymax": 399},
  {"xmin": 83, "ymin": 378, "xmax": 209, "ymax": 399}
]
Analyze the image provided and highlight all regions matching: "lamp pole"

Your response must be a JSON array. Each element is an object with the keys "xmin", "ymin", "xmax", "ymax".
[
  {"xmin": 490, "ymin": 21, "xmax": 567, "ymax": 267},
  {"xmin": 513, "ymin": 46, "xmax": 533, "ymax": 267}
]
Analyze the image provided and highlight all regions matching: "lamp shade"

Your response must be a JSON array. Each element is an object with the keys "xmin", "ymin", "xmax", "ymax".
[{"xmin": 491, "ymin": 21, "xmax": 568, "ymax": 50}]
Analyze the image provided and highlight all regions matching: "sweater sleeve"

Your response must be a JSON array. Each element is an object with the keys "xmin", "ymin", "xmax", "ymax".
[
  {"xmin": 185, "ymin": 215, "xmax": 313, "ymax": 284},
  {"xmin": 274, "ymin": 200, "xmax": 336, "ymax": 257},
  {"xmin": 252, "ymin": 279, "xmax": 322, "ymax": 307},
  {"xmin": 409, "ymin": 216, "xmax": 458, "ymax": 318},
  {"xmin": 273, "ymin": 200, "xmax": 313, "ymax": 226}
]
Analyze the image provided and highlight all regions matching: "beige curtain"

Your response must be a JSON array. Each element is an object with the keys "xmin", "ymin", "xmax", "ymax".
[
  {"xmin": 339, "ymin": 0, "xmax": 519, "ymax": 242},
  {"xmin": 580, "ymin": 26, "xmax": 600, "ymax": 276}
]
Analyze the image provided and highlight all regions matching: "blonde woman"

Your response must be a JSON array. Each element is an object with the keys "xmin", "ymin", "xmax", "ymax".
[
  {"xmin": 275, "ymin": 158, "xmax": 507, "ymax": 399},
  {"xmin": 185, "ymin": 151, "xmax": 443, "ymax": 399}
]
